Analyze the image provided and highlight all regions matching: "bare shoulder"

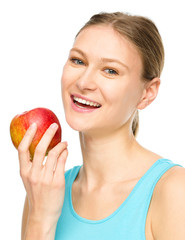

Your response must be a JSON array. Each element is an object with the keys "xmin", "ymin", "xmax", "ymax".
[
  {"xmin": 151, "ymin": 165, "xmax": 185, "ymax": 240},
  {"xmin": 152, "ymin": 165, "xmax": 185, "ymax": 201}
]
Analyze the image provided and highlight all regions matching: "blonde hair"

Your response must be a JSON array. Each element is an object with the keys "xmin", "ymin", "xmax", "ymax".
[{"xmin": 75, "ymin": 12, "xmax": 165, "ymax": 137}]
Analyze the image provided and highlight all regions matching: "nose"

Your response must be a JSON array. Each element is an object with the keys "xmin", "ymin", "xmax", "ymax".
[{"xmin": 76, "ymin": 67, "xmax": 97, "ymax": 91}]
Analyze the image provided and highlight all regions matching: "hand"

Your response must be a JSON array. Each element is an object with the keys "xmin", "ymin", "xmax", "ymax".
[{"xmin": 18, "ymin": 123, "xmax": 68, "ymax": 226}]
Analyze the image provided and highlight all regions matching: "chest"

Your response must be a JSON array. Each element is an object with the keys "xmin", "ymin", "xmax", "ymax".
[{"xmin": 72, "ymin": 180, "xmax": 154, "ymax": 240}]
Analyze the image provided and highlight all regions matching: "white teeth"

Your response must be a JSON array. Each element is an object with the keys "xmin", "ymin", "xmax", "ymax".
[{"xmin": 73, "ymin": 96, "xmax": 101, "ymax": 107}]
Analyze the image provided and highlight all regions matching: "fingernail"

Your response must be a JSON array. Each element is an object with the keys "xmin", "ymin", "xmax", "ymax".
[
  {"xmin": 63, "ymin": 141, "xmax": 68, "ymax": 146},
  {"xmin": 50, "ymin": 123, "xmax": 58, "ymax": 129},
  {"xmin": 30, "ymin": 122, "xmax": 37, "ymax": 129}
]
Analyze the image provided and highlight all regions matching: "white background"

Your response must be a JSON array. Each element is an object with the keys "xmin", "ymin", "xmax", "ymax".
[{"xmin": 0, "ymin": 0, "xmax": 185, "ymax": 238}]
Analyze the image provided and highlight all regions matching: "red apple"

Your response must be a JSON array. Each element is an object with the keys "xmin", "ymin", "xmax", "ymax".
[{"xmin": 10, "ymin": 107, "xmax": 62, "ymax": 160}]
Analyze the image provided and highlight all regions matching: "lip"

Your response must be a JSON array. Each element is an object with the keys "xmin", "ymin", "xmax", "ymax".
[
  {"xmin": 70, "ymin": 95, "xmax": 101, "ymax": 113},
  {"xmin": 71, "ymin": 93, "xmax": 101, "ymax": 106}
]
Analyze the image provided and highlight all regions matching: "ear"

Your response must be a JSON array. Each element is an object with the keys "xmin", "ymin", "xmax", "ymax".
[{"xmin": 137, "ymin": 77, "xmax": 161, "ymax": 110}]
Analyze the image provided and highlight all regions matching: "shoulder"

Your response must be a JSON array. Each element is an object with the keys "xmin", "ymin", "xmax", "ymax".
[
  {"xmin": 151, "ymin": 165, "xmax": 185, "ymax": 240},
  {"xmin": 154, "ymin": 164, "xmax": 185, "ymax": 195}
]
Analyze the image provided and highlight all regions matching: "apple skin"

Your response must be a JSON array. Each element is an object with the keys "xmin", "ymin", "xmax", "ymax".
[{"xmin": 10, "ymin": 108, "xmax": 62, "ymax": 160}]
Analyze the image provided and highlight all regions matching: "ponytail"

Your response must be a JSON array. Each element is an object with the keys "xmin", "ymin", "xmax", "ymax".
[{"xmin": 132, "ymin": 110, "xmax": 139, "ymax": 137}]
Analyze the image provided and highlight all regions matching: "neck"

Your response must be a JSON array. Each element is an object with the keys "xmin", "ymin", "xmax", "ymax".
[{"xmin": 78, "ymin": 125, "xmax": 146, "ymax": 190}]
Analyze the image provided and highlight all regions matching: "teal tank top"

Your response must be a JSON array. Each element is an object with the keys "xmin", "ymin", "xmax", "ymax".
[{"xmin": 55, "ymin": 158, "xmax": 182, "ymax": 240}]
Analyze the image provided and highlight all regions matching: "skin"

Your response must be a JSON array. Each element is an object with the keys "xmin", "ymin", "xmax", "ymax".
[
  {"xmin": 19, "ymin": 123, "xmax": 68, "ymax": 240},
  {"xmin": 21, "ymin": 25, "xmax": 185, "ymax": 240},
  {"xmin": 62, "ymin": 25, "xmax": 161, "ymax": 188}
]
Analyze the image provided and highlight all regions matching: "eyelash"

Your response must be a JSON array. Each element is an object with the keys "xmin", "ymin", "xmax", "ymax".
[
  {"xmin": 70, "ymin": 58, "xmax": 84, "ymax": 65},
  {"xmin": 69, "ymin": 58, "xmax": 118, "ymax": 75},
  {"xmin": 104, "ymin": 68, "xmax": 118, "ymax": 75}
]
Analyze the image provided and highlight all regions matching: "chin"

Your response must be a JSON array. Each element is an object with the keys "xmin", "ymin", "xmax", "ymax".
[
  {"xmin": 65, "ymin": 115, "xmax": 88, "ymax": 132},
  {"xmin": 65, "ymin": 116, "xmax": 104, "ymax": 137}
]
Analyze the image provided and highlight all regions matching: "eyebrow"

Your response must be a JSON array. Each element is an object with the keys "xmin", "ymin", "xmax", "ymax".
[{"xmin": 70, "ymin": 47, "xmax": 129, "ymax": 70}]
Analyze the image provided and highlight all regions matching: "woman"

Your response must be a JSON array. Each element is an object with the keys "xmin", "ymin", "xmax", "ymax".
[{"xmin": 20, "ymin": 12, "xmax": 185, "ymax": 240}]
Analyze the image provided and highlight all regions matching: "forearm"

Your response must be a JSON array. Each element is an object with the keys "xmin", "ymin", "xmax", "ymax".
[{"xmin": 23, "ymin": 216, "xmax": 57, "ymax": 240}]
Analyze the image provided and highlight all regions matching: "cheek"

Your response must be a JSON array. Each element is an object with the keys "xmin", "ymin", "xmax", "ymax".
[
  {"xmin": 61, "ymin": 66, "xmax": 74, "ymax": 97},
  {"xmin": 61, "ymin": 75, "xmax": 66, "ymax": 104},
  {"xmin": 61, "ymin": 69, "xmax": 71, "ymax": 108},
  {"xmin": 61, "ymin": 65, "xmax": 71, "ymax": 87},
  {"xmin": 108, "ymin": 83, "xmax": 142, "ymax": 117}
]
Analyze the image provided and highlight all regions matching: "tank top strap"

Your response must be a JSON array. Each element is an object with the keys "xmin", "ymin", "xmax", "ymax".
[
  {"xmin": 128, "ymin": 158, "xmax": 182, "ymax": 205},
  {"xmin": 65, "ymin": 165, "xmax": 81, "ymax": 186},
  {"xmin": 117, "ymin": 158, "xmax": 182, "ymax": 239}
]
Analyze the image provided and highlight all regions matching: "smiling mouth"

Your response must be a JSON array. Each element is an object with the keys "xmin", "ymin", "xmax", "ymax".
[{"xmin": 71, "ymin": 95, "xmax": 101, "ymax": 109}]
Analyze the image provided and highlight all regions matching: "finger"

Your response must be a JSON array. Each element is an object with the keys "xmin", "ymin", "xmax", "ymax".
[
  {"xmin": 44, "ymin": 142, "xmax": 68, "ymax": 178},
  {"xmin": 53, "ymin": 148, "xmax": 68, "ymax": 182},
  {"xmin": 18, "ymin": 123, "xmax": 37, "ymax": 170},
  {"xmin": 32, "ymin": 123, "xmax": 59, "ymax": 169}
]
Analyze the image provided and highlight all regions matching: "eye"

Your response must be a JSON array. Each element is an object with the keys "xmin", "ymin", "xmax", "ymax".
[
  {"xmin": 104, "ymin": 68, "xmax": 118, "ymax": 75},
  {"xmin": 70, "ymin": 58, "xmax": 84, "ymax": 65}
]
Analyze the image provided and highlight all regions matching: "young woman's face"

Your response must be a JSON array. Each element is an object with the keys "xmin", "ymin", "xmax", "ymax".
[{"xmin": 61, "ymin": 25, "xmax": 146, "ymax": 135}]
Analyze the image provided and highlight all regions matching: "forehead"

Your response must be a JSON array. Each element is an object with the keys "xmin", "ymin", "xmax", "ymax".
[{"xmin": 73, "ymin": 25, "xmax": 142, "ymax": 71}]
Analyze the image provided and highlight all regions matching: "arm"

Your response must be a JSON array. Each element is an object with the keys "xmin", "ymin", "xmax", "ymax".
[
  {"xmin": 21, "ymin": 195, "xmax": 58, "ymax": 240},
  {"xmin": 22, "ymin": 195, "xmax": 53, "ymax": 239},
  {"xmin": 21, "ymin": 195, "xmax": 29, "ymax": 240},
  {"xmin": 18, "ymin": 123, "xmax": 68, "ymax": 240},
  {"xmin": 151, "ymin": 166, "xmax": 185, "ymax": 240},
  {"xmin": 21, "ymin": 173, "xmax": 67, "ymax": 239}
]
